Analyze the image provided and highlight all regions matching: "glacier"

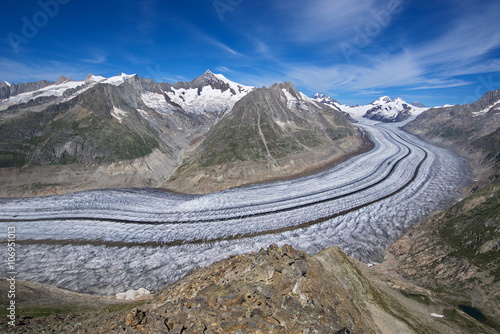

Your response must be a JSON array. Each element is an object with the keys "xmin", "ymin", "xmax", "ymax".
[{"xmin": 0, "ymin": 118, "xmax": 471, "ymax": 295}]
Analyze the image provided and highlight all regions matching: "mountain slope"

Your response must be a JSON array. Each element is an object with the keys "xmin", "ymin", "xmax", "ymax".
[
  {"xmin": 385, "ymin": 179, "xmax": 500, "ymax": 331},
  {"xmin": 382, "ymin": 90, "xmax": 500, "ymax": 331},
  {"xmin": 2, "ymin": 245, "xmax": 493, "ymax": 333},
  {"xmin": 404, "ymin": 89, "xmax": 500, "ymax": 184},
  {"xmin": 0, "ymin": 72, "xmax": 244, "ymax": 196},
  {"xmin": 167, "ymin": 82, "xmax": 364, "ymax": 193}
]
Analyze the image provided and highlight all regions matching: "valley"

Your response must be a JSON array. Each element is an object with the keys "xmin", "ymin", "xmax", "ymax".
[{"xmin": 0, "ymin": 118, "xmax": 470, "ymax": 295}]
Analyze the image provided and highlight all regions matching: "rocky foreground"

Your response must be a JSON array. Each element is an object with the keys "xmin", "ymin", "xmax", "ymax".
[{"xmin": 1, "ymin": 245, "xmax": 494, "ymax": 334}]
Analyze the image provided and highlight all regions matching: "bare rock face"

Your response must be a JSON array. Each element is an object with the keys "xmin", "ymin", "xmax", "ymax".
[{"xmin": 108, "ymin": 245, "xmax": 491, "ymax": 334}]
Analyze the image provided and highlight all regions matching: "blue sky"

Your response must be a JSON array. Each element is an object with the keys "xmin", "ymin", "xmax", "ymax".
[{"xmin": 1, "ymin": 0, "xmax": 499, "ymax": 106}]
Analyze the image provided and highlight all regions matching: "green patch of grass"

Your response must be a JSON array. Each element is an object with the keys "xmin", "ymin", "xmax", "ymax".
[
  {"xmin": 0, "ymin": 151, "xmax": 26, "ymax": 168},
  {"xmin": 325, "ymin": 128, "xmax": 347, "ymax": 141},
  {"xmin": 0, "ymin": 300, "xmax": 147, "ymax": 318},
  {"xmin": 400, "ymin": 291, "xmax": 432, "ymax": 305},
  {"xmin": 437, "ymin": 182, "xmax": 500, "ymax": 272}
]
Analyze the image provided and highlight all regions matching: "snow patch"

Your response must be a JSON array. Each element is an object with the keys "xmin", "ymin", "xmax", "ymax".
[
  {"xmin": 116, "ymin": 288, "xmax": 150, "ymax": 300},
  {"xmin": 103, "ymin": 73, "xmax": 136, "ymax": 86},
  {"xmin": 111, "ymin": 107, "xmax": 127, "ymax": 123},
  {"xmin": 282, "ymin": 89, "xmax": 310, "ymax": 112},
  {"xmin": 141, "ymin": 92, "xmax": 173, "ymax": 114},
  {"xmin": 472, "ymin": 100, "xmax": 500, "ymax": 117}
]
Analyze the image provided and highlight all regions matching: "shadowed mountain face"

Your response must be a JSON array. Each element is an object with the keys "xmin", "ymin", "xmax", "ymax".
[{"xmin": 167, "ymin": 82, "xmax": 363, "ymax": 193}]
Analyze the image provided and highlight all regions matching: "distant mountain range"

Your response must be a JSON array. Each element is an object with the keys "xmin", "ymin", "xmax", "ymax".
[
  {"xmin": 312, "ymin": 93, "xmax": 429, "ymax": 122},
  {"xmin": 0, "ymin": 71, "xmax": 361, "ymax": 196}
]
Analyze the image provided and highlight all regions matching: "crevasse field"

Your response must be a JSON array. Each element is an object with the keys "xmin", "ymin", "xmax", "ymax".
[{"xmin": 0, "ymin": 118, "xmax": 470, "ymax": 295}]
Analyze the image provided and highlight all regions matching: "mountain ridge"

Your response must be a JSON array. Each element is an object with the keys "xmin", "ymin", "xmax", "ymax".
[
  {"xmin": 0, "ymin": 72, "xmax": 361, "ymax": 197},
  {"xmin": 166, "ymin": 81, "xmax": 363, "ymax": 194},
  {"xmin": 313, "ymin": 94, "xmax": 429, "ymax": 122}
]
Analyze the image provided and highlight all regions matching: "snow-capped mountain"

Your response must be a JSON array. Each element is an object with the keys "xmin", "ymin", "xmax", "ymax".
[
  {"xmin": 313, "ymin": 94, "xmax": 429, "ymax": 122},
  {"xmin": 168, "ymin": 81, "xmax": 361, "ymax": 193},
  {"xmin": 163, "ymin": 70, "xmax": 254, "ymax": 118},
  {"xmin": 0, "ymin": 73, "xmax": 138, "ymax": 111},
  {"xmin": 363, "ymin": 96, "xmax": 429, "ymax": 122},
  {"xmin": 311, "ymin": 93, "xmax": 341, "ymax": 110},
  {"xmin": 0, "ymin": 71, "xmax": 256, "ymax": 174},
  {"xmin": 0, "ymin": 71, "xmax": 254, "ymax": 118}
]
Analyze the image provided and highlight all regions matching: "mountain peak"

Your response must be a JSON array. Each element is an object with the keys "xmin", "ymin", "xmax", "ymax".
[
  {"xmin": 56, "ymin": 76, "xmax": 72, "ymax": 84},
  {"xmin": 202, "ymin": 69, "xmax": 214, "ymax": 76},
  {"xmin": 198, "ymin": 70, "xmax": 225, "ymax": 82},
  {"xmin": 372, "ymin": 96, "xmax": 393, "ymax": 105},
  {"xmin": 312, "ymin": 93, "xmax": 339, "ymax": 105},
  {"xmin": 313, "ymin": 93, "xmax": 327, "ymax": 99},
  {"xmin": 410, "ymin": 101, "xmax": 428, "ymax": 108}
]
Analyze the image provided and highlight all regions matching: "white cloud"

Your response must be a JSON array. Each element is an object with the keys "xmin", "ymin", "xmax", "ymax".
[
  {"xmin": 82, "ymin": 54, "xmax": 107, "ymax": 64},
  {"xmin": 287, "ymin": 52, "xmax": 423, "ymax": 92},
  {"xmin": 279, "ymin": 0, "xmax": 384, "ymax": 43},
  {"xmin": 282, "ymin": 1, "xmax": 500, "ymax": 96}
]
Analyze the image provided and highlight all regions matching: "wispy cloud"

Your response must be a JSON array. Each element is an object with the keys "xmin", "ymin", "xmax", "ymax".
[
  {"xmin": 205, "ymin": 37, "xmax": 240, "ymax": 56},
  {"xmin": 283, "ymin": 0, "xmax": 500, "ymax": 96},
  {"xmin": 278, "ymin": 0, "xmax": 382, "ymax": 43},
  {"xmin": 412, "ymin": 1, "xmax": 500, "ymax": 71},
  {"xmin": 287, "ymin": 52, "xmax": 422, "ymax": 92},
  {"xmin": 82, "ymin": 54, "xmax": 107, "ymax": 64},
  {"xmin": 406, "ymin": 79, "xmax": 474, "ymax": 91},
  {"xmin": 0, "ymin": 58, "xmax": 88, "ymax": 82},
  {"xmin": 214, "ymin": 66, "xmax": 233, "ymax": 73}
]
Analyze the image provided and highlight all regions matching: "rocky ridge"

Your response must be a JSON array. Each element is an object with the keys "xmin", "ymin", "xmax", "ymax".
[{"xmin": 2, "ymin": 245, "xmax": 492, "ymax": 333}]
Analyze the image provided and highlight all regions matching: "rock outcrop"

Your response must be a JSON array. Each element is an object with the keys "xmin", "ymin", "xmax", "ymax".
[{"xmin": 2, "ymin": 245, "xmax": 493, "ymax": 333}]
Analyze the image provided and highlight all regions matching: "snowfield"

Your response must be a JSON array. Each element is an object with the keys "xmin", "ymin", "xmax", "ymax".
[{"xmin": 0, "ymin": 119, "xmax": 470, "ymax": 295}]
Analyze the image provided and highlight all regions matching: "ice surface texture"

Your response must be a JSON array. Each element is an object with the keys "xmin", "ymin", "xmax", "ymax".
[{"xmin": 0, "ymin": 119, "xmax": 470, "ymax": 294}]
